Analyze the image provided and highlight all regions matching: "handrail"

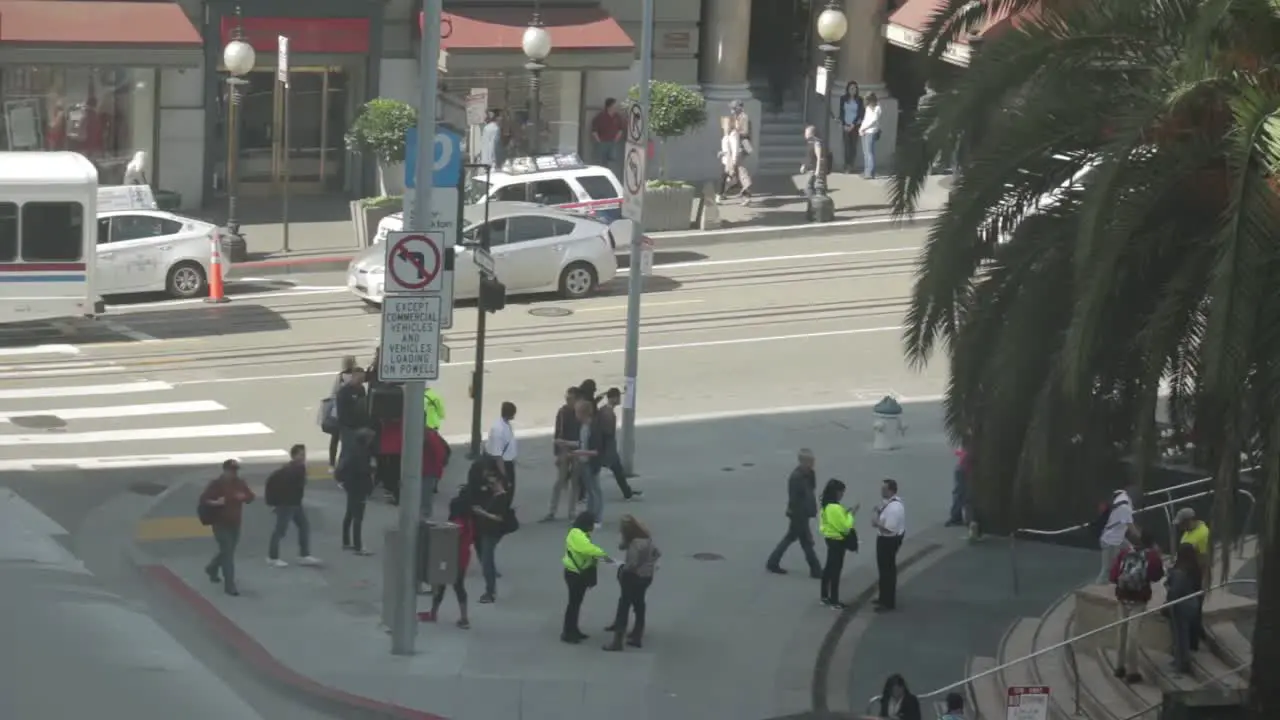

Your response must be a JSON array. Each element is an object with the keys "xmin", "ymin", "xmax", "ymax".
[
  {"xmin": 864, "ymin": 577, "xmax": 1258, "ymax": 717},
  {"xmin": 1009, "ymin": 469, "xmax": 1259, "ymax": 595},
  {"xmin": 1115, "ymin": 659, "xmax": 1251, "ymax": 720}
]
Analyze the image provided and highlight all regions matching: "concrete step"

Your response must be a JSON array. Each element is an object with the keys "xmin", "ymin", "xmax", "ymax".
[
  {"xmin": 1137, "ymin": 644, "xmax": 1233, "ymax": 697},
  {"xmin": 1190, "ymin": 639, "xmax": 1249, "ymax": 689},
  {"xmin": 1099, "ymin": 648, "xmax": 1163, "ymax": 710},
  {"xmin": 1077, "ymin": 648, "xmax": 1155, "ymax": 720},
  {"xmin": 1205, "ymin": 621, "xmax": 1251, "ymax": 677},
  {"xmin": 965, "ymin": 655, "xmax": 1006, "ymax": 720},
  {"xmin": 1028, "ymin": 593, "xmax": 1079, "ymax": 720},
  {"xmin": 998, "ymin": 618, "xmax": 1041, "ymax": 689}
]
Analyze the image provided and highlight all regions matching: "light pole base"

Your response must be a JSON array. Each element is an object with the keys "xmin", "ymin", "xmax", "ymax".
[{"xmin": 807, "ymin": 193, "xmax": 834, "ymax": 223}]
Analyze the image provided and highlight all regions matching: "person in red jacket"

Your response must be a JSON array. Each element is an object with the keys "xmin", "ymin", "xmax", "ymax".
[
  {"xmin": 376, "ymin": 416, "xmax": 403, "ymax": 504},
  {"xmin": 1108, "ymin": 528, "xmax": 1165, "ymax": 684},
  {"xmin": 419, "ymin": 487, "xmax": 474, "ymax": 628},
  {"xmin": 421, "ymin": 427, "xmax": 448, "ymax": 518},
  {"xmin": 199, "ymin": 459, "xmax": 256, "ymax": 596}
]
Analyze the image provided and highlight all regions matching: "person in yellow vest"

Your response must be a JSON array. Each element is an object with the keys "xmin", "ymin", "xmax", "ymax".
[
  {"xmin": 1174, "ymin": 507, "xmax": 1210, "ymax": 650},
  {"xmin": 818, "ymin": 479, "xmax": 859, "ymax": 609},
  {"xmin": 561, "ymin": 511, "xmax": 614, "ymax": 644}
]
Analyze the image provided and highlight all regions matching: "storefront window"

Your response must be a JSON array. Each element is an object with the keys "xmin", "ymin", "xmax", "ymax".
[{"xmin": 0, "ymin": 66, "xmax": 157, "ymax": 185}]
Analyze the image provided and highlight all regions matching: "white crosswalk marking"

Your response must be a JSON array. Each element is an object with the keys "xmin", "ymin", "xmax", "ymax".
[{"xmin": 0, "ymin": 347, "xmax": 290, "ymax": 471}]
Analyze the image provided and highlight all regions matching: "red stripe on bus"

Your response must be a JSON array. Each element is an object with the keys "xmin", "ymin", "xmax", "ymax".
[{"xmin": 0, "ymin": 263, "xmax": 87, "ymax": 272}]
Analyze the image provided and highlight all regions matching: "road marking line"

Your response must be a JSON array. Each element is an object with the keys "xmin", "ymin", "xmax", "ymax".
[
  {"xmin": 135, "ymin": 516, "xmax": 210, "ymax": 541},
  {"xmin": 0, "ymin": 360, "xmax": 114, "ymax": 371},
  {"xmin": 0, "ymin": 422, "xmax": 274, "ymax": 446},
  {"xmin": 102, "ymin": 320, "xmax": 161, "ymax": 342},
  {"xmin": 0, "ymin": 380, "xmax": 173, "ymax": 401},
  {"xmin": 654, "ymin": 247, "xmax": 918, "ymax": 271},
  {"xmin": 0, "ymin": 448, "xmax": 289, "ymax": 472},
  {"xmin": 0, "ymin": 400, "xmax": 226, "ymax": 423},
  {"xmin": 0, "ymin": 344, "xmax": 81, "ymax": 358},
  {"xmin": 572, "ymin": 299, "xmax": 704, "ymax": 313},
  {"xmin": 0, "ymin": 366, "xmax": 120, "ymax": 379}
]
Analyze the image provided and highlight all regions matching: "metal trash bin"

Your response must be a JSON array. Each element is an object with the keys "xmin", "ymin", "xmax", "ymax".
[{"xmin": 417, "ymin": 520, "xmax": 459, "ymax": 587}]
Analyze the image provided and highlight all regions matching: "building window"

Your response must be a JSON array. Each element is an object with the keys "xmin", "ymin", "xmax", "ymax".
[
  {"xmin": 0, "ymin": 203, "xmax": 17, "ymax": 262},
  {"xmin": 0, "ymin": 67, "xmax": 157, "ymax": 185},
  {"xmin": 21, "ymin": 202, "xmax": 85, "ymax": 262}
]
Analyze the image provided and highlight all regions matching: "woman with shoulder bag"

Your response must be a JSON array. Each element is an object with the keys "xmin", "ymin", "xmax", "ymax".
[
  {"xmin": 603, "ymin": 514, "xmax": 660, "ymax": 651},
  {"xmin": 319, "ymin": 356, "xmax": 357, "ymax": 471},
  {"xmin": 818, "ymin": 479, "xmax": 859, "ymax": 609},
  {"xmin": 562, "ymin": 511, "xmax": 614, "ymax": 644}
]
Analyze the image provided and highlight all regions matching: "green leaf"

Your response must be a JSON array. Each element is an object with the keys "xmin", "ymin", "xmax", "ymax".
[{"xmin": 345, "ymin": 98, "xmax": 418, "ymax": 165}]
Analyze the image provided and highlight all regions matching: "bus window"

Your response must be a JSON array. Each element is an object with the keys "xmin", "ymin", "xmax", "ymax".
[
  {"xmin": 0, "ymin": 203, "xmax": 16, "ymax": 262},
  {"xmin": 21, "ymin": 202, "xmax": 84, "ymax": 262}
]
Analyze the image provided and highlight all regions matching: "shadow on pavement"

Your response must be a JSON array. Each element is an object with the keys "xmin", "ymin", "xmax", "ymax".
[
  {"xmin": 102, "ymin": 303, "xmax": 295, "ymax": 342},
  {"xmin": 105, "ymin": 280, "xmax": 300, "ymax": 307},
  {"xmin": 617, "ymin": 249, "xmax": 709, "ymax": 268}
]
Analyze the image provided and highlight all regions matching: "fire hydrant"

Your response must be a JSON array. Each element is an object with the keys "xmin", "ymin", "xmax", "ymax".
[{"xmin": 871, "ymin": 396, "xmax": 907, "ymax": 450}]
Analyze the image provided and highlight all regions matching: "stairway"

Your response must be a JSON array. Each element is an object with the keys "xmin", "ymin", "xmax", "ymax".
[
  {"xmin": 963, "ymin": 540, "xmax": 1257, "ymax": 720},
  {"xmin": 748, "ymin": 77, "xmax": 811, "ymax": 178}
]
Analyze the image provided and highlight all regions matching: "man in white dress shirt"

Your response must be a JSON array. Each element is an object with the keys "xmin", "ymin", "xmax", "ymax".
[
  {"xmin": 486, "ymin": 401, "xmax": 519, "ymax": 499},
  {"xmin": 871, "ymin": 478, "xmax": 906, "ymax": 612}
]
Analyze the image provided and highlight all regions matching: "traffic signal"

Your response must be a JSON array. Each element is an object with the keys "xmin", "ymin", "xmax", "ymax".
[{"xmin": 479, "ymin": 275, "xmax": 506, "ymax": 313}]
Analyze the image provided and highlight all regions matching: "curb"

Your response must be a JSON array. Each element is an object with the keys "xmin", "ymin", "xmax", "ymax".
[{"xmin": 228, "ymin": 212, "xmax": 941, "ymax": 277}]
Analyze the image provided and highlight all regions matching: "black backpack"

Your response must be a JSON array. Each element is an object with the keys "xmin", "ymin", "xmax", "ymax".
[{"xmin": 1089, "ymin": 492, "xmax": 1129, "ymax": 540}]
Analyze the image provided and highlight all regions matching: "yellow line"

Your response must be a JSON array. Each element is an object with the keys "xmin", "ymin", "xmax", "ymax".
[{"xmin": 135, "ymin": 516, "xmax": 210, "ymax": 541}]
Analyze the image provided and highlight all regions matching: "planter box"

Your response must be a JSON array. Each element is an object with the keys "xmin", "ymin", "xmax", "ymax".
[
  {"xmin": 378, "ymin": 161, "xmax": 406, "ymax": 197},
  {"xmin": 350, "ymin": 201, "xmax": 399, "ymax": 248},
  {"xmin": 641, "ymin": 184, "xmax": 696, "ymax": 232}
]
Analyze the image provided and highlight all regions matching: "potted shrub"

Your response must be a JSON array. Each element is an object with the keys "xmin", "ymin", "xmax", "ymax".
[
  {"xmin": 344, "ymin": 98, "xmax": 417, "ymax": 196},
  {"xmin": 349, "ymin": 195, "xmax": 402, "ymax": 248},
  {"xmin": 627, "ymin": 81, "xmax": 707, "ymax": 231}
]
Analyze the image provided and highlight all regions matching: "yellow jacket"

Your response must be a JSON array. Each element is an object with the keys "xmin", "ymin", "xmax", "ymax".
[
  {"xmin": 424, "ymin": 388, "xmax": 445, "ymax": 430},
  {"xmin": 1181, "ymin": 521, "xmax": 1210, "ymax": 557},
  {"xmin": 819, "ymin": 503, "xmax": 855, "ymax": 540},
  {"xmin": 563, "ymin": 528, "xmax": 608, "ymax": 573}
]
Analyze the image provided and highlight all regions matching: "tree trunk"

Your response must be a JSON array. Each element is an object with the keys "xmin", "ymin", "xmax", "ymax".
[{"xmin": 1246, "ymin": 463, "xmax": 1277, "ymax": 719}]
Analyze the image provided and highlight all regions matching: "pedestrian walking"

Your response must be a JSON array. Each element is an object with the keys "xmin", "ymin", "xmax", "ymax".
[
  {"xmin": 1093, "ymin": 485, "xmax": 1136, "ymax": 583},
  {"xmin": 470, "ymin": 458, "xmax": 509, "ymax": 604},
  {"xmin": 800, "ymin": 125, "xmax": 830, "ymax": 197},
  {"xmin": 420, "ymin": 486, "xmax": 475, "ymax": 629},
  {"xmin": 485, "ymin": 401, "xmax": 519, "ymax": 498},
  {"xmin": 716, "ymin": 115, "xmax": 743, "ymax": 204},
  {"xmin": 765, "ymin": 449, "xmax": 823, "ymax": 577},
  {"xmin": 818, "ymin": 479, "xmax": 858, "ymax": 608},
  {"xmin": 1108, "ymin": 527, "xmax": 1164, "ymax": 684},
  {"xmin": 872, "ymin": 478, "xmax": 906, "ymax": 612},
  {"xmin": 571, "ymin": 400, "xmax": 606, "ymax": 527},
  {"xmin": 562, "ymin": 511, "xmax": 614, "ymax": 644},
  {"xmin": 859, "ymin": 93, "xmax": 883, "ymax": 179},
  {"xmin": 729, "ymin": 100, "xmax": 754, "ymax": 204},
  {"xmin": 319, "ymin": 356, "xmax": 356, "ymax": 471},
  {"xmin": 265, "ymin": 444, "xmax": 321, "ymax": 568},
  {"xmin": 339, "ymin": 430, "xmax": 375, "ymax": 556},
  {"xmin": 875, "ymin": 674, "xmax": 923, "ymax": 720},
  {"xmin": 603, "ymin": 514, "xmax": 660, "ymax": 651},
  {"xmin": 543, "ymin": 387, "xmax": 582, "ymax": 522},
  {"xmin": 334, "ymin": 365, "xmax": 371, "ymax": 473},
  {"xmin": 198, "ymin": 459, "xmax": 255, "ymax": 596},
  {"xmin": 420, "ymin": 426, "xmax": 449, "ymax": 519},
  {"xmin": 1165, "ymin": 542, "xmax": 1202, "ymax": 676},
  {"xmin": 599, "ymin": 388, "xmax": 641, "ymax": 500}
]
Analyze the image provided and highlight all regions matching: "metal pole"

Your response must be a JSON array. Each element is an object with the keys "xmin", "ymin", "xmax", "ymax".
[
  {"xmin": 281, "ymin": 72, "xmax": 291, "ymax": 252},
  {"xmin": 619, "ymin": 0, "xmax": 654, "ymax": 475},
  {"xmin": 525, "ymin": 64, "xmax": 543, "ymax": 203},
  {"xmin": 390, "ymin": 0, "xmax": 443, "ymax": 657},
  {"xmin": 815, "ymin": 44, "xmax": 836, "ymax": 196},
  {"xmin": 226, "ymin": 78, "xmax": 242, "ymax": 235},
  {"xmin": 468, "ymin": 166, "xmax": 492, "ymax": 459}
]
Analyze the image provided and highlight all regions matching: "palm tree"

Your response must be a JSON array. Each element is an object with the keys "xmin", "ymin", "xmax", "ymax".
[{"xmin": 889, "ymin": 0, "xmax": 1280, "ymax": 715}]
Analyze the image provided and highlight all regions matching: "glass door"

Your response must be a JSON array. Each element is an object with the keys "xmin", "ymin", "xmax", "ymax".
[{"xmin": 234, "ymin": 67, "xmax": 347, "ymax": 194}]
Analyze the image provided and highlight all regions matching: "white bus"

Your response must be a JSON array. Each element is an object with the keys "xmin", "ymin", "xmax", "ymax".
[{"xmin": 0, "ymin": 152, "xmax": 103, "ymax": 323}]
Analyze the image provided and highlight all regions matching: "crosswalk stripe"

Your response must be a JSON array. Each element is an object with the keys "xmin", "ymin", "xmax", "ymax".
[
  {"xmin": 1, "ymin": 366, "xmax": 120, "ymax": 379},
  {"xmin": 0, "ymin": 422, "xmax": 275, "ymax": 446},
  {"xmin": 0, "ymin": 380, "xmax": 173, "ymax": 401},
  {"xmin": 0, "ymin": 401, "xmax": 226, "ymax": 423},
  {"xmin": 0, "ymin": 449, "xmax": 290, "ymax": 472},
  {"xmin": 0, "ymin": 344, "xmax": 80, "ymax": 358},
  {"xmin": 0, "ymin": 360, "xmax": 111, "ymax": 371}
]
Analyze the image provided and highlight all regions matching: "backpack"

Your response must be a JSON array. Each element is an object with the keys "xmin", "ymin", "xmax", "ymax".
[
  {"xmin": 1117, "ymin": 549, "xmax": 1149, "ymax": 593},
  {"xmin": 1090, "ymin": 493, "xmax": 1128, "ymax": 540},
  {"xmin": 197, "ymin": 502, "xmax": 221, "ymax": 526}
]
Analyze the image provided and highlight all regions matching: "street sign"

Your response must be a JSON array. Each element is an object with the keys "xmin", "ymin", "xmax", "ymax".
[
  {"xmin": 465, "ymin": 88, "xmax": 488, "ymax": 125},
  {"xmin": 623, "ymin": 103, "xmax": 648, "ymax": 221},
  {"xmin": 379, "ymin": 295, "xmax": 443, "ymax": 381},
  {"xmin": 385, "ymin": 232, "xmax": 445, "ymax": 293},
  {"xmin": 626, "ymin": 103, "xmax": 646, "ymax": 144},
  {"xmin": 404, "ymin": 126, "xmax": 464, "ymax": 190},
  {"xmin": 277, "ymin": 36, "xmax": 289, "ymax": 86},
  {"xmin": 1006, "ymin": 686, "xmax": 1049, "ymax": 720},
  {"xmin": 473, "ymin": 246, "xmax": 495, "ymax": 275}
]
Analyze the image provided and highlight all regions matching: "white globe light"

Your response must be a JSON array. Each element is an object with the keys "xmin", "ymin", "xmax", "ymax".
[
  {"xmin": 522, "ymin": 25, "xmax": 552, "ymax": 61},
  {"xmin": 816, "ymin": 8, "xmax": 848, "ymax": 44},
  {"xmin": 223, "ymin": 39, "xmax": 256, "ymax": 77}
]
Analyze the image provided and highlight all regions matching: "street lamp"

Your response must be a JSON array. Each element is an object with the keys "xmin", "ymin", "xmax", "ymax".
[
  {"xmin": 522, "ymin": 15, "xmax": 552, "ymax": 160},
  {"xmin": 222, "ymin": 14, "xmax": 255, "ymax": 238},
  {"xmin": 814, "ymin": 2, "xmax": 847, "ymax": 198}
]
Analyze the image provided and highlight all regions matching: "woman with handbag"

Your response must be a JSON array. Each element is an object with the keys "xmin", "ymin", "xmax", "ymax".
[
  {"xmin": 470, "ymin": 459, "xmax": 509, "ymax": 604},
  {"xmin": 818, "ymin": 479, "xmax": 859, "ymax": 609},
  {"xmin": 603, "ymin": 514, "xmax": 660, "ymax": 651},
  {"xmin": 562, "ymin": 511, "xmax": 614, "ymax": 644},
  {"xmin": 320, "ymin": 356, "xmax": 357, "ymax": 471}
]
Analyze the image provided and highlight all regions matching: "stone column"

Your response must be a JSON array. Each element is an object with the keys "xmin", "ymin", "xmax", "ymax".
[
  {"xmin": 699, "ymin": 0, "xmax": 752, "ymax": 101},
  {"xmin": 834, "ymin": 0, "xmax": 899, "ymax": 172}
]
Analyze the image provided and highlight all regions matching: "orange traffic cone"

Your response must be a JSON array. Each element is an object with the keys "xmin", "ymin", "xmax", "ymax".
[{"xmin": 205, "ymin": 230, "xmax": 230, "ymax": 304}]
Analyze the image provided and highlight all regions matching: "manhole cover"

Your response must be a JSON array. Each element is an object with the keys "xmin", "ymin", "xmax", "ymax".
[
  {"xmin": 692, "ymin": 552, "xmax": 725, "ymax": 561},
  {"xmin": 9, "ymin": 414, "xmax": 66, "ymax": 430},
  {"xmin": 129, "ymin": 481, "xmax": 168, "ymax": 496},
  {"xmin": 528, "ymin": 307, "xmax": 573, "ymax": 317}
]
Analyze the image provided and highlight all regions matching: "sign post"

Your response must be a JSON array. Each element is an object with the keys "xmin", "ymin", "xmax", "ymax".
[
  {"xmin": 1006, "ymin": 686, "xmax": 1050, "ymax": 720},
  {"xmin": 278, "ymin": 34, "xmax": 291, "ymax": 253}
]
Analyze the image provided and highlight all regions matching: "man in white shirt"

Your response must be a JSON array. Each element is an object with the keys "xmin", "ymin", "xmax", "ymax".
[
  {"xmin": 486, "ymin": 401, "xmax": 518, "ymax": 499},
  {"xmin": 871, "ymin": 478, "xmax": 906, "ymax": 612},
  {"xmin": 1096, "ymin": 485, "xmax": 1136, "ymax": 583}
]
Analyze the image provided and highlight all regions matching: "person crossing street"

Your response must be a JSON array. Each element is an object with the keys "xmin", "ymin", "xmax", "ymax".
[{"xmin": 765, "ymin": 449, "xmax": 823, "ymax": 578}]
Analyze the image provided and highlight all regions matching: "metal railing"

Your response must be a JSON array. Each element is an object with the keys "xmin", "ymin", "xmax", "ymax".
[
  {"xmin": 1010, "ymin": 470, "xmax": 1258, "ymax": 595},
  {"xmin": 1116, "ymin": 659, "xmax": 1251, "ymax": 720},
  {"xmin": 865, "ymin": 577, "xmax": 1257, "ymax": 719}
]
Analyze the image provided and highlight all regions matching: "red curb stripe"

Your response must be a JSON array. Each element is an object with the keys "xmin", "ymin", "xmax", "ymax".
[
  {"xmin": 236, "ymin": 255, "xmax": 356, "ymax": 269},
  {"xmin": 141, "ymin": 564, "xmax": 447, "ymax": 720}
]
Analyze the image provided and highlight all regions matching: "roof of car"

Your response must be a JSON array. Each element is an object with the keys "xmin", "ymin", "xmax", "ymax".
[{"xmin": 481, "ymin": 154, "xmax": 615, "ymax": 185}]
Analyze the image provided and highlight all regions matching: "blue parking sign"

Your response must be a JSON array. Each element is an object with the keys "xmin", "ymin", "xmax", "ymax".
[{"xmin": 404, "ymin": 127, "xmax": 463, "ymax": 189}]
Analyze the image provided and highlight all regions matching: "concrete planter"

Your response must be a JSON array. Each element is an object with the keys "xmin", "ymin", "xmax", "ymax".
[
  {"xmin": 377, "ymin": 161, "xmax": 406, "ymax": 197},
  {"xmin": 641, "ymin": 184, "xmax": 696, "ymax": 232},
  {"xmin": 350, "ymin": 201, "xmax": 399, "ymax": 248}
]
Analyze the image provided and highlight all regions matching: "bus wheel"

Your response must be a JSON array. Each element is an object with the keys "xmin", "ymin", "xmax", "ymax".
[{"xmin": 167, "ymin": 262, "xmax": 208, "ymax": 299}]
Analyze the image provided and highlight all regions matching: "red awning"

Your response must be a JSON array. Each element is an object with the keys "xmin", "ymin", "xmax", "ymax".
[
  {"xmin": 422, "ymin": 6, "xmax": 633, "ymax": 53},
  {"xmin": 883, "ymin": 0, "xmax": 1021, "ymax": 66},
  {"xmin": 0, "ymin": 0, "xmax": 200, "ymax": 46}
]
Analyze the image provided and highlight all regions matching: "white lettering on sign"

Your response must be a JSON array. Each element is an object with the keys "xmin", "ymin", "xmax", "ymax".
[{"xmin": 378, "ymin": 295, "xmax": 443, "ymax": 381}]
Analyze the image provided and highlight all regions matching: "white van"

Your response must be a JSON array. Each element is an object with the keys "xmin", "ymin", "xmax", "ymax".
[{"xmin": 0, "ymin": 152, "xmax": 103, "ymax": 323}]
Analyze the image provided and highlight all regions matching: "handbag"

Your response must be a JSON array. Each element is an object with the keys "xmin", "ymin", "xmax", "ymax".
[
  {"xmin": 318, "ymin": 397, "xmax": 339, "ymax": 434},
  {"xmin": 571, "ymin": 553, "xmax": 598, "ymax": 588},
  {"xmin": 842, "ymin": 528, "xmax": 860, "ymax": 553},
  {"xmin": 499, "ymin": 507, "xmax": 520, "ymax": 536}
]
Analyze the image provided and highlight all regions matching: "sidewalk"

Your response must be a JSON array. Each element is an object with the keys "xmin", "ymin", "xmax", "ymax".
[
  {"xmin": 133, "ymin": 403, "xmax": 962, "ymax": 720},
  {"xmin": 223, "ymin": 174, "xmax": 950, "ymax": 277}
]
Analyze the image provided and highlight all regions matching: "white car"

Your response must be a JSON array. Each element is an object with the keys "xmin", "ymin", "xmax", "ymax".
[
  {"xmin": 95, "ymin": 209, "xmax": 230, "ymax": 298},
  {"xmin": 348, "ymin": 202, "xmax": 617, "ymax": 305}
]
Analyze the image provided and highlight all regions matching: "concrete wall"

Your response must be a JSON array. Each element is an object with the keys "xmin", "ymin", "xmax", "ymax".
[{"xmin": 157, "ymin": 64, "xmax": 205, "ymax": 211}]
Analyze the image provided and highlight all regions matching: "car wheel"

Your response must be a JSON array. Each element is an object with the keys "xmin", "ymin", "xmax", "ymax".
[
  {"xmin": 559, "ymin": 262, "xmax": 598, "ymax": 299},
  {"xmin": 166, "ymin": 261, "xmax": 208, "ymax": 299}
]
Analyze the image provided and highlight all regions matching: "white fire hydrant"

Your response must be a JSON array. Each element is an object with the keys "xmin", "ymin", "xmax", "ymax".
[{"xmin": 871, "ymin": 396, "xmax": 907, "ymax": 451}]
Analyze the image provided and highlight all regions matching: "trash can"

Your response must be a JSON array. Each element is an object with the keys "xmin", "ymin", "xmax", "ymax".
[{"xmin": 417, "ymin": 520, "xmax": 459, "ymax": 587}]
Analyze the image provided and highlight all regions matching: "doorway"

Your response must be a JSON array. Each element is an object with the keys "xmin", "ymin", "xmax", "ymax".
[{"xmin": 234, "ymin": 67, "xmax": 349, "ymax": 194}]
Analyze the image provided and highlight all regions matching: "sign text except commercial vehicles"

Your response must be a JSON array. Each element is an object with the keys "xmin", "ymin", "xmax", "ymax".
[{"xmin": 379, "ymin": 295, "xmax": 443, "ymax": 381}]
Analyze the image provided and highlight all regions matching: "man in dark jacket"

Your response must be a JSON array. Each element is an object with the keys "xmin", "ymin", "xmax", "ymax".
[
  {"xmin": 266, "ymin": 444, "xmax": 321, "ymax": 567},
  {"xmin": 765, "ymin": 448, "xmax": 823, "ymax": 577},
  {"xmin": 543, "ymin": 387, "xmax": 582, "ymax": 522}
]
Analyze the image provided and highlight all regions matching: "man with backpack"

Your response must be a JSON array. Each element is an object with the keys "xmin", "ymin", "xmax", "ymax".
[
  {"xmin": 1108, "ymin": 528, "xmax": 1165, "ymax": 684},
  {"xmin": 265, "ymin": 444, "xmax": 321, "ymax": 568},
  {"xmin": 198, "ymin": 459, "xmax": 256, "ymax": 596},
  {"xmin": 1094, "ymin": 484, "xmax": 1137, "ymax": 583}
]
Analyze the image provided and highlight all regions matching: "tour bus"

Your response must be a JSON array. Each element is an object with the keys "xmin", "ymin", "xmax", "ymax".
[{"xmin": 0, "ymin": 152, "xmax": 103, "ymax": 323}]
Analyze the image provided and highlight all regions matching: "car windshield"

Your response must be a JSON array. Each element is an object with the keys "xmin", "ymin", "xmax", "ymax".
[{"xmin": 464, "ymin": 178, "xmax": 489, "ymax": 205}]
